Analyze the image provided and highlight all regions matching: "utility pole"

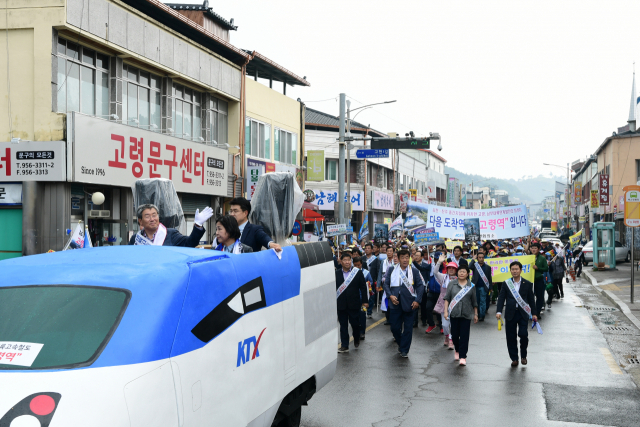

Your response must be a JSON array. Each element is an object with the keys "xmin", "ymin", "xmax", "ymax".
[
  {"xmin": 346, "ymin": 100, "xmax": 352, "ymax": 225},
  {"xmin": 338, "ymin": 94, "xmax": 346, "ymax": 237}
]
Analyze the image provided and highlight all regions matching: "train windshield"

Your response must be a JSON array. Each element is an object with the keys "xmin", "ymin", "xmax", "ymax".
[{"xmin": 0, "ymin": 285, "xmax": 130, "ymax": 370}]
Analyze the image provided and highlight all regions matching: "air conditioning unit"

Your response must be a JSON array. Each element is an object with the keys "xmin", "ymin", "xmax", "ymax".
[{"xmin": 89, "ymin": 210, "xmax": 110, "ymax": 218}]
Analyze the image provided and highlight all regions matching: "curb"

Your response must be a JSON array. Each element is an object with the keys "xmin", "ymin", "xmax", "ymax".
[{"xmin": 583, "ymin": 270, "xmax": 640, "ymax": 330}]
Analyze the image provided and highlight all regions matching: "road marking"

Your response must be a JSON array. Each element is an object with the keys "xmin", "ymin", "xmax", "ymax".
[
  {"xmin": 599, "ymin": 347, "xmax": 623, "ymax": 375},
  {"xmin": 338, "ymin": 315, "xmax": 388, "ymax": 348},
  {"xmin": 582, "ymin": 315, "xmax": 595, "ymax": 329},
  {"xmin": 600, "ymin": 284, "xmax": 622, "ymax": 291}
]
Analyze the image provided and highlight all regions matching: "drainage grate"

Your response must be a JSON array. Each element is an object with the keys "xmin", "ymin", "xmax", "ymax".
[
  {"xmin": 606, "ymin": 327, "xmax": 630, "ymax": 331},
  {"xmin": 628, "ymin": 358, "xmax": 640, "ymax": 364},
  {"xmin": 585, "ymin": 306, "xmax": 616, "ymax": 311}
]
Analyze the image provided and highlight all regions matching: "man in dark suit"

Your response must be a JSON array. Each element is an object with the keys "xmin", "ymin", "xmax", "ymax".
[
  {"xmin": 412, "ymin": 249, "xmax": 431, "ymax": 327},
  {"xmin": 128, "ymin": 204, "xmax": 210, "ymax": 247},
  {"xmin": 469, "ymin": 251, "xmax": 493, "ymax": 321},
  {"xmin": 383, "ymin": 249, "xmax": 425, "ymax": 358},
  {"xmin": 496, "ymin": 261, "xmax": 538, "ymax": 367},
  {"xmin": 362, "ymin": 242, "xmax": 380, "ymax": 319},
  {"xmin": 336, "ymin": 252, "xmax": 368, "ymax": 353},
  {"xmin": 229, "ymin": 197, "xmax": 282, "ymax": 253}
]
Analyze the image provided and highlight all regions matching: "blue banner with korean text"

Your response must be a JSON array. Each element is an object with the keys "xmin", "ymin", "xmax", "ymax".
[{"xmin": 406, "ymin": 202, "xmax": 529, "ymax": 240}]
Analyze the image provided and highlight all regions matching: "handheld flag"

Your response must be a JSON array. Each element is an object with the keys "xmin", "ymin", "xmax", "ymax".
[
  {"xmin": 389, "ymin": 214, "xmax": 403, "ymax": 232},
  {"xmin": 569, "ymin": 229, "xmax": 583, "ymax": 249},
  {"xmin": 84, "ymin": 226, "xmax": 93, "ymax": 248},
  {"xmin": 63, "ymin": 223, "xmax": 85, "ymax": 250},
  {"xmin": 359, "ymin": 215, "xmax": 369, "ymax": 240}
]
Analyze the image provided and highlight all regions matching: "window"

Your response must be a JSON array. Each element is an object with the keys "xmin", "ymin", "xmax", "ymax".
[
  {"xmin": 121, "ymin": 64, "xmax": 161, "ymax": 132},
  {"xmin": 274, "ymin": 128, "xmax": 297, "ymax": 165},
  {"xmin": 172, "ymin": 83, "xmax": 202, "ymax": 141},
  {"xmin": 636, "ymin": 160, "xmax": 640, "ymax": 183},
  {"xmin": 244, "ymin": 118, "xmax": 271, "ymax": 159},
  {"xmin": 210, "ymin": 96, "xmax": 228, "ymax": 145},
  {"xmin": 0, "ymin": 285, "xmax": 130, "ymax": 370},
  {"xmin": 325, "ymin": 159, "xmax": 337, "ymax": 180},
  {"xmin": 367, "ymin": 163, "xmax": 373, "ymax": 185},
  {"xmin": 56, "ymin": 38, "xmax": 109, "ymax": 117}
]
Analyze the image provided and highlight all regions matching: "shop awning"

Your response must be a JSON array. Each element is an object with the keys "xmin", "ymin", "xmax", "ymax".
[{"xmin": 303, "ymin": 209, "xmax": 324, "ymax": 222}]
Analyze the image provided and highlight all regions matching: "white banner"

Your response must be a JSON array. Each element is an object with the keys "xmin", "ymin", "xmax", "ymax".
[
  {"xmin": 407, "ymin": 201, "xmax": 529, "ymax": 240},
  {"xmin": 308, "ymin": 189, "xmax": 364, "ymax": 211},
  {"xmin": 70, "ymin": 113, "xmax": 228, "ymax": 196},
  {"xmin": 0, "ymin": 140, "xmax": 66, "ymax": 182},
  {"xmin": 0, "ymin": 183, "xmax": 22, "ymax": 205}
]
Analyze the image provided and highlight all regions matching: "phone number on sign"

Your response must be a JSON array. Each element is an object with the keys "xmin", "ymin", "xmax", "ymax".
[
  {"xmin": 16, "ymin": 162, "xmax": 54, "ymax": 169},
  {"xmin": 15, "ymin": 169, "xmax": 49, "ymax": 176}
]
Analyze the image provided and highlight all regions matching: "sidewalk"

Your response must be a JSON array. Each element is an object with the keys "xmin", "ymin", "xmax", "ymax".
[{"xmin": 583, "ymin": 263, "xmax": 640, "ymax": 329}]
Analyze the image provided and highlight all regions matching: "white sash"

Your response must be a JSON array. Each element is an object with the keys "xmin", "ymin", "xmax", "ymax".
[
  {"xmin": 134, "ymin": 224, "xmax": 167, "ymax": 246},
  {"xmin": 448, "ymin": 281, "xmax": 475, "ymax": 314},
  {"xmin": 337, "ymin": 268, "xmax": 360, "ymax": 299},
  {"xmin": 366, "ymin": 255, "xmax": 376, "ymax": 267},
  {"xmin": 474, "ymin": 262, "xmax": 491, "ymax": 290},
  {"xmin": 397, "ymin": 268, "xmax": 416, "ymax": 297},
  {"xmin": 505, "ymin": 278, "xmax": 532, "ymax": 319}
]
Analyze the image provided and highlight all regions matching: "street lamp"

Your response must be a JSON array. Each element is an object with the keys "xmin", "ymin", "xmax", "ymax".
[{"xmin": 343, "ymin": 99, "xmax": 396, "ymax": 236}]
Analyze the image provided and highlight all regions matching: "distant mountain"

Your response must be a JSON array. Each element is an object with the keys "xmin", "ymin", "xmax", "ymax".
[{"xmin": 444, "ymin": 166, "xmax": 566, "ymax": 205}]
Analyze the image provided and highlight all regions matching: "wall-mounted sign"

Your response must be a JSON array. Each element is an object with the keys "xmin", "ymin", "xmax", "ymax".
[
  {"xmin": 373, "ymin": 190, "xmax": 394, "ymax": 211},
  {"xmin": 0, "ymin": 141, "xmax": 66, "ymax": 182},
  {"xmin": 70, "ymin": 113, "xmax": 228, "ymax": 196},
  {"xmin": 0, "ymin": 183, "xmax": 22, "ymax": 205}
]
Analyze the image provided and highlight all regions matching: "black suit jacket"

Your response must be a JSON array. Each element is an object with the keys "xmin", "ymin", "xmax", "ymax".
[
  {"xmin": 240, "ymin": 222, "xmax": 273, "ymax": 253},
  {"xmin": 382, "ymin": 265, "xmax": 426, "ymax": 312},
  {"xmin": 336, "ymin": 269, "xmax": 367, "ymax": 311},
  {"xmin": 469, "ymin": 261, "xmax": 493, "ymax": 290},
  {"xmin": 128, "ymin": 226, "xmax": 205, "ymax": 247},
  {"xmin": 496, "ymin": 277, "xmax": 537, "ymax": 321},
  {"xmin": 363, "ymin": 255, "xmax": 380, "ymax": 285}
]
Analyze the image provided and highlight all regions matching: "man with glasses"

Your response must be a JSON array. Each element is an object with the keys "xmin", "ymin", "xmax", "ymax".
[
  {"xmin": 129, "ymin": 203, "xmax": 212, "ymax": 247},
  {"xmin": 228, "ymin": 197, "xmax": 282, "ymax": 253}
]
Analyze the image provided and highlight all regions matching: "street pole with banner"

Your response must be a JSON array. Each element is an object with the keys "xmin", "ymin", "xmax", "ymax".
[{"xmin": 623, "ymin": 185, "xmax": 640, "ymax": 303}]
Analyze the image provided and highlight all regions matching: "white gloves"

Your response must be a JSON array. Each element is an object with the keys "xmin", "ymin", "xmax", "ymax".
[{"xmin": 194, "ymin": 206, "xmax": 214, "ymax": 226}]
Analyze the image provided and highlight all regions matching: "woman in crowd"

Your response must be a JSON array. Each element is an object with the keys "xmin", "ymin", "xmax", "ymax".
[
  {"xmin": 210, "ymin": 215, "xmax": 253, "ymax": 254},
  {"xmin": 432, "ymin": 254, "xmax": 458, "ymax": 350},
  {"xmin": 444, "ymin": 265, "xmax": 478, "ymax": 366}
]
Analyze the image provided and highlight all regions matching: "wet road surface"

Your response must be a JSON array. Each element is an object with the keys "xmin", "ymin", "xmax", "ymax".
[{"xmin": 302, "ymin": 276, "xmax": 640, "ymax": 427}]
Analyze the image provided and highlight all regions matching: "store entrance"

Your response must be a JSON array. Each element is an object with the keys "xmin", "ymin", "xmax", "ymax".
[
  {"xmin": 0, "ymin": 208, "xmax": 22, "ymax": 260},
  {"xmin": 87, "ymin": 218, "xmax": 130, "ymax": 247}
]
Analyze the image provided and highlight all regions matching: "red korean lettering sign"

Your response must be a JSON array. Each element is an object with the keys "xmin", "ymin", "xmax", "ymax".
[{"xmin": 599, "ymin": 174, "xmax": 609, "ymax": 206}]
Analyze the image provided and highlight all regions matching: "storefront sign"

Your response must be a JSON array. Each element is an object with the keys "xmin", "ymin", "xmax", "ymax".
[
  {"xmin": 599, "ymin": 174, "xmax": 609, "ymax": 206},
  {"xmin": 307, "ymin": 150, "xmax": 324, "ymax": 181},
  {"xmin": 426, "ymin": 181, "xmax": 436, "ymax": 199},
  {"xmin": 373, "ymin": 190, "xmax": 394, "ymax": 211},
  {"xmin": 590, "ymin": 190, "xmax": 599, "ymax": 209},
  {"xmin": 0, "ymin": 183, "xmax": 22, "ymax": 205},
  {"xmin": 0, "ymin": 140, "xmax": 66, "ymax": 182},
  {"xmin": 70, "ymin": 113, "xmax": 228, "ymax": 196},
  {"xmin": 574, "ymin": 181, "xmax": 582, "ymax": 203},
  {"xmin": 247, "ymin": 165, "xmax": 263, "ymax": 200},
  {"xmin": 308, "ymin": 189, "xmax": 364, "ymax": 211}
]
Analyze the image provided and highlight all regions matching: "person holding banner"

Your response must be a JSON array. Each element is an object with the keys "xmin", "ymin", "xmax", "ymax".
[
  {"xmin": 129, "ymin": 204, "xmax": 211, "ymax": 247},
  {"xmin": 469, "ymin": 252, "xmax": 493, "ymax": 321},
  {"xmin": 443, "ymin": 265, "xmax": 478, "ymax": 366},
  {"xmin": 382, "ymin": 249, "xmax": 425, "ymax": 358},
  {"xmin": 336, "ymin": 252, "xmax": 368, "ymax": 353},
  {"xmin": 496, "ymin": 261, "xmax": 538, "ymax": 367},
  {"xmin": 530, "ymin": 242, "xmax": 549, "ymax": 318}
]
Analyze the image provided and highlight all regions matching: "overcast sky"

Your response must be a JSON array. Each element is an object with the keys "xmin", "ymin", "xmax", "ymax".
[{"xmin": 171, "ymin": 0, "xmax": 640, "ymax": 180}]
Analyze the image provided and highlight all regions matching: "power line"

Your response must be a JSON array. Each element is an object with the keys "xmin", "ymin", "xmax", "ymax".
[{"xmin": 302, "ymin": 96, "xmax": 338, "ymax": 103}]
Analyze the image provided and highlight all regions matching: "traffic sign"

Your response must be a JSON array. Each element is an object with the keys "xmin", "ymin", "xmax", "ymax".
[
  {"xmin": 292, "ymin": 220, "xmax": 302, "ymax": 236},
  {"xmin": 356, "ymin": 149, "xmax": 389, "ymax": 159},
  {"xmin": 623, "ymin": 185, "xmax": 640, "ymax": 227},
  {"xmin": 371, "ymin": 138, "xmax": 430, "ymax": 150}
]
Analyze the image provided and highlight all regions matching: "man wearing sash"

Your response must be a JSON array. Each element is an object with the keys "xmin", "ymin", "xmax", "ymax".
[
  {"xmin": 128, "ymin": 204, "xmax": 211, "ymax": 247},
  {"xmin": 529, "ymin": 242, "xmax": 549, "ymax": 318},
  {"xmin": 336, "ymin": 252, "xmax": 368, "ymax": 353},
  {"xmin": 363, "ymin": 243, "xmax": 380, "ymax": 319},
  {"xmin": 379, "ymin": 246, "xmax": 396, "ymax": 325},
  {"xmin": 382, "ymin": 249, "xmax": 425, "ymax": 358},
  {"xmin": 469, "ymin": 252, "xmax": 492, "ymax": 321},
  {"xmin": 496, "ymin": 261, "xmax": 538, "ymax": 367}
]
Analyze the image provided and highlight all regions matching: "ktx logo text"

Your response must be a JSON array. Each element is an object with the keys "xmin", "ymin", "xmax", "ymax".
[{"xmin": 237, "ymin": 328, "xmax": 266, "ymax": 367}]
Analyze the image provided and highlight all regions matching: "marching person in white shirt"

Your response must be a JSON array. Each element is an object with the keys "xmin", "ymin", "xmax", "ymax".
[
  {"xmin": 496, "ymin": 261, "xmax": 538, "ymax": 367},
  {"xmin": 380, "ymin": 246, "xmax": 395, "ymax": 325}
]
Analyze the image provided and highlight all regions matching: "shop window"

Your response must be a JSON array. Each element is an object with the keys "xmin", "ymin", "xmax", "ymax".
[
  {"xmin": 325, "ymin": 160, "xmax": 337, "ymax": 180},
  {"xmin": 210, "ymin": 96, "xmax": 228, "ymax": 145},
  {"xmin": 245, "ymin": 117, "xmax": 271, "ymax": 159},
  {"xmin": 172, "ymin": 83, "xmax": 202, "ymax": 141},
  {"xmin": 122, "ymin": 64, "xmax": 161, "ymax": 132},
  {"xmin": 56, "ymin": 38, "xmax": 109, "ymax": 118},
  {"xmin": 274, "ymin": 128, "xmax": 297, "ymax": 165}
]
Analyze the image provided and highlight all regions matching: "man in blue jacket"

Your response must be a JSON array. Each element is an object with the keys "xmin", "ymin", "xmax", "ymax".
[
  {"xmin": 383, "ymin": 248, "xmax": 425, "ymax": 358},
  {"xmin": 128, "ymin": 204, "xmax": 212, "ymax": 247},
  {"xmin": 229, "ymin": 197, "xmax": 282, "ymax": 253}
]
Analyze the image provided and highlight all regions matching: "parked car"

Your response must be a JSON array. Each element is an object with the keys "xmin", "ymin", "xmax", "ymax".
[{"xmin": 582, "ymin": 240, "xmax": 630, "ymax": 265}]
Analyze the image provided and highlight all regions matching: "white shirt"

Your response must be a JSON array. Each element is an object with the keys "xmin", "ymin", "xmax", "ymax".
[
  {"xmin": 497, "ymin": 276, "xmax": 522, "ymax": 315},
  {"xmin": 238, "ymin": 220, "xmax": 248, "ymax": 234}
]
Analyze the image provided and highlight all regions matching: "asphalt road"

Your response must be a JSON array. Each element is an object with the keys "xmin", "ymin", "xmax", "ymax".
[{"xmin": 301, "ymin": 276, "xmax": 640, "ymax": 427}]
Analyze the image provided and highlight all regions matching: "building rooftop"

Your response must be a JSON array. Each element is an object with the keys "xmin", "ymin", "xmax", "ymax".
[
  {"xmin": 164, "ymin": 1, "xmax": 237, "ymax": 30},
  {"xmin": 243, "ymin": 50, "xmax": 310, "ymax": 87},
  {"xmin": 305, "ymin": 107, "xmax": 387, "ymax": 137}
]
